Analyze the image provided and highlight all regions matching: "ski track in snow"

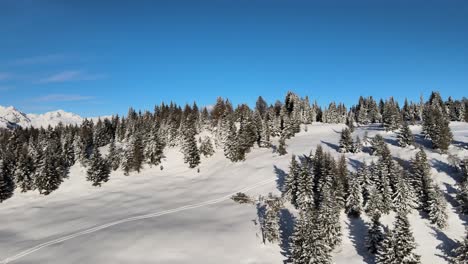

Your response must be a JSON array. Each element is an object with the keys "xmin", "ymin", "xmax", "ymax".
[{"xmin": 1, "ymin": 178, "xmax": 275, "ymax": 264}]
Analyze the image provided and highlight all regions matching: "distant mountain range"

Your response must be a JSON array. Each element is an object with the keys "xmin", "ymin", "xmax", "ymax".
[{"xmin": 0, "ymin": 105, "xmax": 85, "ymax": 129}]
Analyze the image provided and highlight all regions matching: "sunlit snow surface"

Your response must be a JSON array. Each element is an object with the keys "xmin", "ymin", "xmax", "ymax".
[{"xmin": 1, "ymin": 123, "xmax": 467, "ymax": 263}]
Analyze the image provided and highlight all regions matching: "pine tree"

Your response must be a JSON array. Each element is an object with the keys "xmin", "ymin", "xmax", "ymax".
[
  {"xmin": 451, "ymin": 227, "xmax": 468, "ymax": 264},
  {"xmin": 352, "ymin": 135, "xmax": 363, "ymax": 153},
  {"xmin": 346, "ymin": 174, "xmax": 363, "ymax": 217},
  {"xmin": 14, "ymin": 148, "xmax": 35, "ymax": 192},
  {"xmin": 278, "ymin": 135, "xmax": 287, "ymax": 155},
  {"xmin": 199, "ymin": 136, "xmax": 215, "ymax": 157},
  {"xmin": 366, "ymin": 186, "xmax": 384, "ymax": 218},
  {"xmin": 376, "ymin": 228, "xmax": 398, "ymax": 264},
  {"xmin": 86, "ymin": 148, "xmax": 110, "ymax": 187},
  {"xmin": 370, "ymin": 134, "xmax": 386, "ymax": 156},
  {"xmin": 382, "ymin": 97, "xmax": 402, "ymax": 131},
  {"xmin": 35, "ymin": 148, "xmax": 63, "ymax": 195},
  {"xmin": 397, "ymin": 122, "xmax": 415, "ymax": 148},
  {"xmin": 456, "ymin": 180, "xmax": 468, "ymax": 214},
  {"xmin": 296, "ymin": 162, "xmax": 314, "ymax": 210},
  {"xmin": 410, "ymin": 149, "xmax": 433, "ymax": 209},
  {"xmin": 183, "ymin": 133, "xmax": 200, "ymax": 168},
  {"xmin": 285, "ymin": 155, "xmax": 300, "ymax": 207},
  {"xmin": 263, "ymin": 194, "xmax": 281, "ymax": 243},
  {"xmin": 339, "ymin": 127, "xmax": 353, "ymax": 153},
  {"xmin": 427, "ymin": 184, "xmax": 448, "ymax": 229},
  {"xmin": 392, "ymin": 172, "xmax": 416, "ymax": 214},
  {"xmin": 107, "ymin": 139, "xmax": 121, "ymax": 171},
  {"xmin": 366, "ymin": 213, "xmax": 384, "ymax": 254},
  {"xmin": 145, "ymin": 128, "xmax": 165, "ymax": 166},
  {"xmin": 423, "ymin": 91, "xmax": 453, "ymax": 151},
  {"xmin": 0, "ymin": 159, "xmax": 15, "ymax": 202},
  {"xmin": 224, "ymin": 119, "xmax": 241, "ymax": 162},
  {"xmin": 392, "ymin": 213, "xmax": 421, "ymax": 263}
]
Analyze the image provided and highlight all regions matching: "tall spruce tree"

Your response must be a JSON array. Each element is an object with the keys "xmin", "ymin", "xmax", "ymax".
[
  {"xmin": 392, "ymin": 213, "xmax": 421, "ymax": 263},
  {"xmin": 423, "ymin": 91, "xmax": 453, "ymax": 151},
  {"xmin": 339, "ymin": 127, "xmax": 353, "ymax": 153},
  {"xmin": 346, "ymin": 174, "xmax": 363, "ymax": 217},
  {"xmin": 376, "ymin": 228, "xmax": 397, "ymax": 264},
  {"xmin": 86, "ymin": 148, "xmax": 111, "ymax": 187},
  {"xmin": 366, "ymin": 213, "xmax": 384, "ymax": 254},
  {"xmin": 285, "ymin": 155, "xmax": 300, "ymax": 207},
  {"xmin": 0, "ymin": 159, "xmax": 15, "ymax": 202},
  {"xmin": 397, "ymin": 122, "xmax": 415, "ymax": 148}
]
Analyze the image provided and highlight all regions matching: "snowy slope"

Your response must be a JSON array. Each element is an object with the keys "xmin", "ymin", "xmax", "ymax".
[
  {"xmin": 0, "ymin": 105, "xmax": 84, "ymax": 128},
  {"xmin": 0, "ymin": 123, "xmax": 467, "ymax": 264}
]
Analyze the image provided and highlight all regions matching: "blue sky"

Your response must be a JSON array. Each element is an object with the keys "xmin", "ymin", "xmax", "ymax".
[{"xmin": 1, "ymin": 0, "xmax": 467, "ymax": 117}]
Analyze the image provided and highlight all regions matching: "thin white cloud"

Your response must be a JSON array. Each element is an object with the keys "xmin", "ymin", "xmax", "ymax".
[
  {"xmin": 39, "ymin": 70, "xmax": 105, "ymax": 83},
  {"xmin": 31, "ymin": 94, "xmax": 95, "ymax": 102},
  {"xmin": 12, "ymin": 54, "xmax": 68, "ymax": 66}
]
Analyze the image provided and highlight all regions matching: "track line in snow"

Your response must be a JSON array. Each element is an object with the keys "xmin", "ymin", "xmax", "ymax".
[{"xmin": 1, "ymin": 178, "xmax": 275, "ymax": 264}]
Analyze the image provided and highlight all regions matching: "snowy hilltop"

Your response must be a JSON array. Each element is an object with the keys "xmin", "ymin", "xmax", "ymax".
[
  {"xmin": 0, "ymin": 105, "xmax": 84, "ymax": 128},
  {"xmin": 0, "ymin": 91, "xmax": 467, "ymax": 264}
]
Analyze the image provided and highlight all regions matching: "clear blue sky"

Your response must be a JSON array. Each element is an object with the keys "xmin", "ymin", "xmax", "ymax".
[{"xmin": 1, "ymin": 0, "xmax": 467, "ymax": 117}]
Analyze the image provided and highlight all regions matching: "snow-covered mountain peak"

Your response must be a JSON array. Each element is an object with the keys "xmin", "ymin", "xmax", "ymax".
[{"xmin": 0, "ymin": 105, "xmax": 84, "ymax": 128}]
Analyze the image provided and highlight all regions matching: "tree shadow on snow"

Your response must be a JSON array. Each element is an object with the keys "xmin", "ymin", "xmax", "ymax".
[
  {"xmin": 383, "ymin": 137, "xmax": 399, "ymax": 147},
  {"xmin": 347, "ymin": 216, "xmax": 375, "ymax": 264},
  {"xmin": 414, "ymin": 134, "xmax": 433, "ymax": 149},
  {"xmin": 452, "ymin": 139, "xmax": 468, "ymax": 150},
  {"xmin": 442, "ymin": 183, "xmax": 468, "ymax": 224},
  {"xmin": 393, "ymin": 156, "xmax": 412, "ymax": 170},
  {"xmin": 279, "ymin": 208, "xmax": 295, "ymax": 263},
  {"xmin": 431, "ymin": 226, "xmax": 458, "ymax": 262},
  {"xmin": 320, "ymin": 140, "xmax": 340, "ymax": 152},
  {"xmin": 348, "ymin": 158, "xmax": 364, "ymax": 172},
  {"xmin": 274, "ymin": 165, "xmax": 287, "ymax": 193},
  {"xmin": 256, "ymin": 203, "xmax": 267, "ymax": 244},
  {"xmin": 431, "ymin": 158, "xmax": 462, "ymax": 183}
]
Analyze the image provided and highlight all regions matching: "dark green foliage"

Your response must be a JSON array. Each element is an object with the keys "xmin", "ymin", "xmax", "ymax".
[
  {"xmin": 397, "ymin": 122, "xmax": 414, "ymax": 147},
  {"xmin": 339, "ymin": 128, "xmax": 353, "ymax": 153},
  {"xmin": 86, "ymin": 148, "xmax": 110, "ymax": 187},
  {"xmin": 0, "ymin": 159, "xmax": 15, "ymax": 202}
]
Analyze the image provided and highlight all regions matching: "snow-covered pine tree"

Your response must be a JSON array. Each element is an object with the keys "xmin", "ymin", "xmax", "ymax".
[
  {"xmin": 427, "ymin": 184, "xmax": 448, "ymax": 229},
  {"xmin": 346, "ymin": 173, "xmax": 363, "ymax": 217},
  {"xmin": 199, "ymin": 136, "xmax": 215, "ymax": 157},
  {"xmin": 376, "ymin": 228, "xmax": 397, "ymax": 264},
  {"xmin": 366, "ymin": 213, "xmax": 384, "ymax": 254},
  {"xmin": 131, "ymin": 134, "xmax": 145, "ymax": 172},
  {"xmin": 145, "ymin": 126, "xmax": 165, "ymax": 165},
  {"xmin": 107, "ymin": 139, "xmax": 121, "ymax": 171},
  {"xmin": 423, "ymin": 91, "xmax": 453, "ymax": 151},
  {"xmin": 183, "ymin": 132, "xmax": 200, "ymax": 168},
  {"xmin": 0, "ymin": 159, "xmax": 15, "ymax": 202},
  {"xmin": 339, "ymin": 127, "xmax": 353, "ymax": 153},
  {"xmin": 366, "ymin": 186, "xmax": 384, "ymax": 218},
  {"xmin": 392, "ymin": 212, "xmax": 421, "ymax": 263},
  {"xmin": 382, "ymin": 97, "xmax": 402, "ymax": 131},
  {"xmin": 224, "ymin": 118, "xmax": 241, "ymax": 162},
  {"xmin": 397, "ymin": 121, "xmax": 415, "ymax": 148},
  {"xmin": 263, "ymin": 194, "xmax": 281, "ymax": 243},
  {"xmin": 370, "ymin": 134, "xmax": 386, "ymax": 156},
  {"xmin": 285, "ymin": 155, "xmax": 300, "ymax": 207},
  {"xmin": 410, "ymin": 148, "xmax": 433, "ymax": 209},
  {"xmin": 352, "ymin": 135, "xmax": 363, "ymax": 153},
  {"xmin": 456, "ymin": 180, "xmax": 468, "ymax": 214},
  {"xmin": 451, "ymin": 227, "xmax": 468, "ymax": 264},
  {"xmin": 376, "ymin": 160, "xmax": 392, "ymax": 214},
  {"xmin": 277, "ymin": 135, "xmax": 287, "ymax": 156},
  {"xmin": 392, "ymin": 171, "xmax": 416, "ymax": 214},
  {"xmin": 86, "ymin": 148, "xmax": 110, "ymax": 187},
  {"xmin": 296, "ymin": 162, "xmax": 314, "ymax": 210},
  {"xmin": 14, "ymin": 147, "xmax": 35, "ymax": 192}
]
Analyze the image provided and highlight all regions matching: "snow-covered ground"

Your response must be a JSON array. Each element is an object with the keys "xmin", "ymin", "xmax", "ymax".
[{"xmin": 1, "ymin": 123, "xmax": 467, "ymax": 264}]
